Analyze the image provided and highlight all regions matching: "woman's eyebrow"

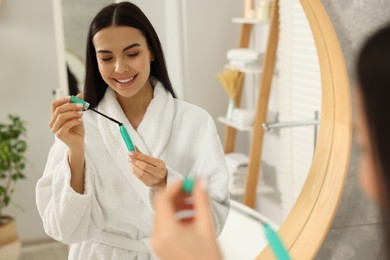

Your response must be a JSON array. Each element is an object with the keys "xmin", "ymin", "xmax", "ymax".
[
  {"xmin": 96, "ymin": 43, "xmax": 141, "ymax": 54},
  {"xmin": 123, "ymin": 43, "xmax": 141, "ymax": 52}
]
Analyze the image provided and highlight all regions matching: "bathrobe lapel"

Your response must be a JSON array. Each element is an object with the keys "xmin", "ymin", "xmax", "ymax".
[
  {"xmin": 97, "ymin": 79, "xmax": 175, "ymax": 209},
  {"xmin": 136, "ymin": 78, "xmax": 175, "ymax": 158}
]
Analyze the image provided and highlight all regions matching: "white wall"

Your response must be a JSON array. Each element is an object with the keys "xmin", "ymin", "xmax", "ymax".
[
  {"xmin": 0, "ymin": 0, "xmax": 60, "ymax": 242},
  {"xmin": 181, "ymin": 0, "xmax": 242, "ymax": 138}
]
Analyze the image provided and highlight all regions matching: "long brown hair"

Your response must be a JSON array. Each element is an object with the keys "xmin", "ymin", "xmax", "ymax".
[
  {"xmin": 357, "ymin": 23, "xmax": 390, "ymax": 254},
  {"xmin": 83, "ymin": 2, "xmax": 176, "ymax": 108}
]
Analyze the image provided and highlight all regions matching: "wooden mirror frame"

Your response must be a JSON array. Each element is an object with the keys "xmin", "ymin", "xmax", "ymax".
[{"xmin": 257, "ymin": 0, "xmax": 352, "ymax": 258}]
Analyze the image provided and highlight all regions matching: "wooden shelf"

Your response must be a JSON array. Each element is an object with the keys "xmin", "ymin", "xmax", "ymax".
[
  {"xmin": 258, "ymin": 184, "xmax": 274, "ymax": 194},
  {"xmin": 230, "ymin": 184, "xmax": 274, "ymax": 196},
  {"xmin": 232, "ymin": 17, "xmax": 270, "ymax": 25},
  {"xmin": 218, "ymin": 116, "xmax": 253, "ymax": 131},
  {"xmin": 225, "ymin": 63, "xmax": 262, "ymax": 74}
]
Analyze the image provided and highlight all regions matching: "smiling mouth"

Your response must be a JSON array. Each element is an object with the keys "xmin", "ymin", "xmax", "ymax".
[{"xmin": 114, "ymin": 75, "xmax": 137, "ymax": 84}]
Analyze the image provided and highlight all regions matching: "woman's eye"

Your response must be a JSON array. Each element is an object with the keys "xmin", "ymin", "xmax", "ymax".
[
  {"xmin": 101, "ymin": 57, "xmax": 112, "ymax": 62},
  {"xmin": 127, "ymin": 52, "xmax": 139, "ymax": 57}
]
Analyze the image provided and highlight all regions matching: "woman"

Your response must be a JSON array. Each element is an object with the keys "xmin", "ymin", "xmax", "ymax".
[
  {"xmin": 36, "ymin": 2, "xmax": 229, "ymax": 259},
  {"xmin": 355, "ymin": 23, "xmax": 390, "ymax": 255},
  {"xmin": 152, "ymin": 24, "xmax": 390, "ymax": 259}
]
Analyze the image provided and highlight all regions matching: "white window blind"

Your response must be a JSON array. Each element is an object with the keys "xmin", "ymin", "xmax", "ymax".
[{"xmin": 276, "ymin": 0, "xmax": 321, "ymax": 216}]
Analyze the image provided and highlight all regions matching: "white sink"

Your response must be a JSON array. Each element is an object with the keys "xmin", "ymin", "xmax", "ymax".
[{"xmin": 217, "ymin": 200, "xmax": 280, "ymax": 260}]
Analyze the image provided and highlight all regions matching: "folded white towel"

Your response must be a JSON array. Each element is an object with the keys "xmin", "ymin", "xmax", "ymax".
[
  {"xmin": 225, "ymin": 153, "xmax": 249, "ymax": 195},
  {"xmin": 229, "ymin": 59, "xmax": 262, "ymax": 67},
  {"xmin": 228, "ymin": 61, "xmax": 262, "ymax": 72},
  {"xmin": 232, "ymin": 108, "xmax": 256, "ymax": 127},
  {"xmin": 225, "ymin": 152, "xmax": 249, "ymax": 174},
  {"xmin": 225, "ymin": 153, "xmax": 271, "ymax": 196},
  {"xmin": 227, "ymin": 48, "xmax": 261, "ymax": 61}
]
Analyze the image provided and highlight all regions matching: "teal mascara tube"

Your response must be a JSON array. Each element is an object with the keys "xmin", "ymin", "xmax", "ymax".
[
  {"xmin": 70, "ymin": 96, "xmax": 90, "ymax": 110},
  {"xmin": 119, "ymin": 124, "xmax": 136, "ymax": 151},
  {"xmin": 263, "ymin": 224, "xmax": 290, "ymax": 260},
  {"xmin": 70, "ymin": 95, "xmax": 136, "ymax": 152}
]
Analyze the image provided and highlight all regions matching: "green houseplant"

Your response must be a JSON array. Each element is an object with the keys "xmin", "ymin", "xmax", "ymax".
[{"xmin": 0, "ymin": 114, "xmax": 27, "ymax": 259}]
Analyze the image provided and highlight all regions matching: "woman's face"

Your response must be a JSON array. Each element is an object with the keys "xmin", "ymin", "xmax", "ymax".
[
  {"xmin": 93, "ymin": 26, "xmax": 154, "ymax": 99},
  {"xmin": 356, "ymin": 89, "xmax": 381, "ymax": 203}
]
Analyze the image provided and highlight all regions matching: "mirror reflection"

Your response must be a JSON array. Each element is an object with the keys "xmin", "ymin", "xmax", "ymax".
[
  {"xmin": 59, "ymin": 0, "xmax": 321, "ymax": 256},
  {"xmin": 37, "ymin": 1, "xmax": 230, "ymax": 259},
  {"xmin": 225, "ymin": 0, "xmax": 321, "ymax": 229},
  {"xmin": 0, "ymin": 0, "xmax": 324, "ymax": 259},
  {"xmin": 61, "ymin": 0, "xmax": 321, "ymax": 229}
]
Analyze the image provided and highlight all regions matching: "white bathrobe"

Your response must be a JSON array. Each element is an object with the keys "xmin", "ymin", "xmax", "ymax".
[{"xmin": 36, "ymin": 78, "xmax": 230, "ymax": 260}]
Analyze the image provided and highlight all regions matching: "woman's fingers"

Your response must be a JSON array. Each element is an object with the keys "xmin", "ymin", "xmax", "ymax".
[
  {"xmin": 54, "ymin": 118, "xmax": 83, "ymax": 139},
  {"xmin": 51, "ymin": 96, "xmax": 71, "ymax": 116},
  {"xmin": 48, "ymin": 95, "xmax": 85, "ymax": 147},
  {"xmin": 132, "ymin": 162, "xmax": 159, "ymax": 186},
  {"xmin": 130, "ymin": 150, "xmax": 165, "ymax": 169},
  {"xmin": 193, "ymin": 178, "xmax": 215, "ymax": 235},
  {"xmin": 76, "ymin": 92, "xmax": 84, "ymax": 99},
  {"xmin": 154, "ymin": 180, "xmax": 182, "ymax": 219},
  {"xmin": 132, "ymin": 159, "xmax": 166, "ymax": 178},
  {"xmin": 49, "ymin": 102, "xmax": 84, "ymax": 128},
  {"xmin": 51, "ymin": 110, "xmax": 83, "ymax": 133},
  {"xmin": 152, "ymin": 180, "xmax": 183, "ymax": 252},
  {"xmin": 129, "ymin": 150, "xmax": 167, "ymax": 185}
]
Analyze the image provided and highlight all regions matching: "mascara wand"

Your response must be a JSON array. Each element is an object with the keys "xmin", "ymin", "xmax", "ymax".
[
  {"xmin": 91, "ymin": 107, "xmax": 122, "ymax": 125},
  {"xmin": 70, "ymin": 95, "xmax": 136, "ymax": 151}
]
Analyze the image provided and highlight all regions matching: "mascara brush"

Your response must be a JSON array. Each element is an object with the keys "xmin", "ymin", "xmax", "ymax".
[{"xmin": 70, "ymin": 95, "xmax": 136, "ymax": 151}]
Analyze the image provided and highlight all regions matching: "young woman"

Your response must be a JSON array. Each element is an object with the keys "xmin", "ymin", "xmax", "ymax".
[
  {"xmin": 36, "ymin": 2, "xmax": 229, "ymax": 259},
  {"xmin": 355, "ymin": 23, "xmax": 390, "ymax": 256},
  {"xmin": 151, "ymin": 23, "xmax": 390, "ymax": 259}
]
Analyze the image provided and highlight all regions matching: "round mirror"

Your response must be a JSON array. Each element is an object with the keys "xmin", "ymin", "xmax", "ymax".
[
  {"xmin": 177, "ymin": 0, "xmax": 351, "ymax": 258},
  {"xmin": 56, "ymin": 0, "xmax": 351, "ymax": 259}
]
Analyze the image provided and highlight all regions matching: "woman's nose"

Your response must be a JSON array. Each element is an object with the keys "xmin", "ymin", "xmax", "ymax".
[{"xmin": 115, "ymin": 59, "xmax": 129, "ymax": 73}]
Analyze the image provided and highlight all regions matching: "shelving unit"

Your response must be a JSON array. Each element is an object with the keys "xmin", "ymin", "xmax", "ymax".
[
  {"xmin": 219, "ymin": 0, "xmax": 279, "ymax": 208},
  {"xmin": 230, "ymin": 181, "xmax": 274, "ymax": 196},
  {"xmin": 217, "ymin": 117, "xmax": 253, "ymax": 132}
]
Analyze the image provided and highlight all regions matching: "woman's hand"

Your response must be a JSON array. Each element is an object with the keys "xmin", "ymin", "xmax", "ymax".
[
  {"xmin": 49, "ymin": 94, "xmax": 86, "ymax": 193},
  {"xmin": 49, "ymin": 94, "xmax": 85, "ymax": 151},
  {"xmin": 129, "ymin": 147, "xmax": 167, "ymax": 192},
  {"xmin": 151, "ymin": 179, "xmax": 223, "ymax": 260}
]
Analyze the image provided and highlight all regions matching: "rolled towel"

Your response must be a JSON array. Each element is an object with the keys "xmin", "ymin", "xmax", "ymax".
[
  {"xmin": 232, "ymin": 108, "xmax": 256, "ymax": 127},
  {"xmin": 229, "ymin": 59, "xmax": 262, "ymax": 68},
  {"xmin": 225, "ymin": 152, "xmax": 249, "ymax": 174},
  {"xmin": 229, "ymin": 61, "xmax": 262, "ymax": 72},
  {"xmin": 225, "ymin": 153, "xmax": 250, "ymax": 195}
]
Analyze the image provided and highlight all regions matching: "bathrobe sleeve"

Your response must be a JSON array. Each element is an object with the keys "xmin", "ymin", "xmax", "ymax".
[
  {"xmin": 157, "ymin": 105, "xmax": 230, "ymax": 236},
  {"xmin": 36, "ymin": 138, "xmax": 105, "ymax": 244},
  {"xmin": 194, "ymin": 114, "xmax": 230, "ymax": 236}
]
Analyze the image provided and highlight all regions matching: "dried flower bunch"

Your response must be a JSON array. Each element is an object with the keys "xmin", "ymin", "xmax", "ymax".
[{"xmin": 217, "ymin": 67, "xmax": 244, "ymax": 100}]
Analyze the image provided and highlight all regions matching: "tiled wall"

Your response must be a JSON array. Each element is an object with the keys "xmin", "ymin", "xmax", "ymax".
[{"xmin": 317, "ymin": 1, "xmax": 390, "ymax": 259}]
